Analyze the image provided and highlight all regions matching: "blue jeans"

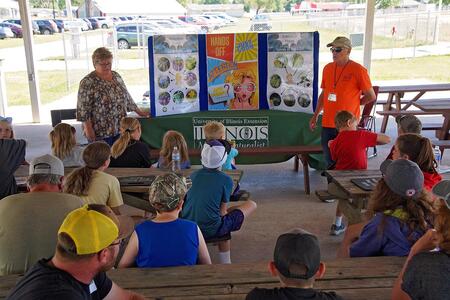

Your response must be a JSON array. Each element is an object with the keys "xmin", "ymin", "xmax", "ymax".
[{"xmin": 321, "ymin": 127, "xmax": 338, "ymax": 169}]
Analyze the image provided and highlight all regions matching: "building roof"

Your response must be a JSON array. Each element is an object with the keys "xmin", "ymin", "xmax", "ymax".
[{"xmin": 93, "ymin": 0, "xmax": 186, "ymax": 16}]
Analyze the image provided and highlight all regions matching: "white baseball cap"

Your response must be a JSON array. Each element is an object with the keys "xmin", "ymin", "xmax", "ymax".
[
  {"xmin": 29, "ymin": 154, "xmax": 64, "ymax": 177},
  {"xmin": 201, "ymin": 140, "xmax": 228, "ymax": 169}
]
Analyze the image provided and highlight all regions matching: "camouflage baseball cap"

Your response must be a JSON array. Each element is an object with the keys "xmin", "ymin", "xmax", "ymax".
[{"xmin": 148, "ymin": 173, "xmax": 188, "ymax": 211}]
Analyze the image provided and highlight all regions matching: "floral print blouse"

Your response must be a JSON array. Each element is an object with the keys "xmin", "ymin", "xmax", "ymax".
[{"xmin": 77, "ymin": 71, "xmax": 137, "ymax": 139}]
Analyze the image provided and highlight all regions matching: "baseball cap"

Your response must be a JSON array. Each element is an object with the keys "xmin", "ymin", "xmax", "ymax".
[
  {"xmin": 29, "ymin": 154, "xmax": 64, "ymax": 177},
  {"xmin": 395, "ymin": 115, "xmax": 422, "ymax": 134},
  {"xmin": 274, "ymin": 229, "xmax": 321, "ymax": 280},
  {"xmin": 431, "ymin": 180, "xmax": 450, "ymax": 209},
  {"xmin": 326, "ymin": 36, "xmax": 352, "ymax": 49},
  {"xmin": 149, "ymin": 173, "xmax": 187, "ymax": 211},
  {"xmin": 58, "ymin": 204, "xmax": 134, "ymax": 255},
  {"xmin": 201, "ymin": 139, "xmax": 228, "ymax": 169},
  {"xmin": 380, "ymin": 159, "xmax": 424, "ymax": 199}
]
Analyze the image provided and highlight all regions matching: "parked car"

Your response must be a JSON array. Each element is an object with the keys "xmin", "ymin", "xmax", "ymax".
[
  {"xmin": 113, "ymin": 22, "xmax": 160, "ymax": 49},
  {"xmin": 5, "ymin": 19, "xmax": 40, "ymax": 34},
  {"xmin": 87, "ymin": 18, "xmax": 99, "ymax": 29},
  {"xmin": 250, "ymin": 14, "xmax": 272, "ymax": 32},
  {"xmin": 82, "ymin": 18, "xmax": 93, "ymax": 30},
  {"xmin": 35, "ymin": 19, "xmax": 58, "ymax": 34},
  {"xmin": 0, "ymin": 27, "xmax": 14, "ymax": 39},
  {"xmin": 144, "ymin": 18, "xmax": 200, "ymax": 34},
  {"xmin": 64, "ymin": 19, "xmax": 89, "ymax": 31},
  {"xmin": 92, "ymin": 17, "xmax": 113, "ymax": 29},
  {"xmin": 0, "ymin": 22, "xmax": 22, "ymax": 38}
]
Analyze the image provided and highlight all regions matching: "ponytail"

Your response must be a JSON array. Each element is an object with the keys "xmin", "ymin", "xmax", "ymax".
[
  {"xmin": 111, "ymin": 117, "xmax": 140, "ymax": 158},
  {"xmin": 396, "ymin": 134, "xmax": 437, "ymax": 173}
]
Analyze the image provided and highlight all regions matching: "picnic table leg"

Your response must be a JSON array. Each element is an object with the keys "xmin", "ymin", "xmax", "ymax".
[
  {"xmin": 294, "ymin": 154, "xmax": 299, "ymax": 172},
  {"xmin": 299, "ymin": 154, "xmax": 310, "ymax": 195},
  {"xmin": 380, "ymin": 92, "xmax": 394, "ymax": 133}
]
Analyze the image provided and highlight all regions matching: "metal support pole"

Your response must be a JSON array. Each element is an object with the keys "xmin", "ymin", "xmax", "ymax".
[
  {"xmin": 363, "ymin": 0, "xmax": 375, "ymax": 73},
  {"xmin": 0, "ymin": 59, "xmax": 7, "ymax": 116},
  {"xmin": 18, "ymin": 0, "xmax": 41, "ymax": 122},
  {"xmin": 62, "ymin": 32, "xmax": 70, "ymax": 91},
  {"xmin": 413, "ymin": 14, "xmax": 418, "ymax": 57},
  {"xmin": 433, "ymin": 0, "xmax": 442, "ymax": 44}
]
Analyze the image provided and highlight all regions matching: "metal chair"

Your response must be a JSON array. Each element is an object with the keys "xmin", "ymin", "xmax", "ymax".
[{"xmin": 358, "ymin": 86, "xmax": 379, "ymax": 158}]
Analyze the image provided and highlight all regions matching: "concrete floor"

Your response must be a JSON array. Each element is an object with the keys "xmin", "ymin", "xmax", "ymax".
[{"xmin": 12, "ymin": 115, "xmax": 449, "ymax": 264}]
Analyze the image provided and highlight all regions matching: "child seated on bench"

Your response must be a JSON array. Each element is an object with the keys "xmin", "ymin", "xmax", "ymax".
[
  {"xmin": 157, "ymin": 130, "xmax": 190, "ymax": 169},
  {"xmin": 119, "ymin": 173, "xmax": 211, "ymax": 268},
  {"xmin": 327, "ymin": 110, "xmax": 390, "ymax": 236},
  {"xmin": 246, "ymin": 229, "xmax": 343, "ymax": 300},
  {"xmin": 110, "ymin": 117, "xmax": 152, "ymax": 168},
  {"xmin": 347, "ymin": 159, "xmax": 434, "ymax": 257},
  {"xmin": 385, "ymin": 114, "xmax": 422, "ymax": 160},
  {"xmin": 49, "ymin": 123, "xmax": 85, "ymax": 167},
  {"xmin": 391, "ymin": 133, "xmax": 441, "ymax": 190},
  {"xmin": 392, "ymin": 180, "xmax": 450, "ymax": 300},
  {"xmin": 64, "ymin": 141, "xmax": 124, "ymax": 215},
  {"xmin": 181, "ymin": 139, "xmax": 257, "ymax": 264},
  {"xmin": 204, "ymin": 121, "xmax": 249, "ymax": 201}
]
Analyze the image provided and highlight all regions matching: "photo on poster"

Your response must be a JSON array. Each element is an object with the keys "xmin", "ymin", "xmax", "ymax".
[
  {"xmin": 207, "ymin": 33, "xmax": 259, "ymax": 111},
  {"xmin": 267, "ymin": 32, "xmax": 314, "ymax": 113},
  {"xmin": 153, "ymin": 35, "xmax": 200, "ymax": 116}
]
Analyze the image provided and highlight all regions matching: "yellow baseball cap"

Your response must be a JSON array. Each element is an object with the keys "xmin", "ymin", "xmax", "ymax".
[{"xmin": 58, "ymin": 204, "xmax": 134, "ymax": 255}]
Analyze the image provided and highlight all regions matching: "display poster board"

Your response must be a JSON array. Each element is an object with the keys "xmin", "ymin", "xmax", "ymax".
[
  {"xmin": 152, "ymin": 35, "xmax": 200, "ymax": 116},
  {"xmin": 149, "ymin": 32, "xmax": 319, "ymax": 117},
  {"xmin": 267, "ymin": 32, "xmax": 314, "ymax": 113},
  {"xmin": 206, "ymin": 33, "xmax": 259, "ymax": 111}
]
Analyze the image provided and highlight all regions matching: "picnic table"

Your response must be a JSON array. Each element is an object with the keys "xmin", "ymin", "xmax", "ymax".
[
  {"xmin": 326, "ymin": 169, "xmax": 450, "ymax": 198},
  {"xmin": 414, "ymin": 98, "xmax": 450, "ymax": 140},
  {"xmin": 0, "ymin": 256, "xmax": 405, "ymax": 300},
  {"xmin": 377, "ymin": 83, "xmax": 450, "ymax": 133}
]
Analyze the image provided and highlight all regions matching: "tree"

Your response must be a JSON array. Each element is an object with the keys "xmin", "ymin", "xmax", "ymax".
[{"xmin": 376, "ymin": 0, "xmax": 400, "ymax": 9}]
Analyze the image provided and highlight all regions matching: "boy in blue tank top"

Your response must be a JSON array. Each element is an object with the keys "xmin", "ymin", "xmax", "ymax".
[
  {"xmin": 181, "ymin": 139, "xmax": 257, "ymax": 264},
  {"xmin": 118, "ymin": 173, "xmax": 211, "ymax": 268}
]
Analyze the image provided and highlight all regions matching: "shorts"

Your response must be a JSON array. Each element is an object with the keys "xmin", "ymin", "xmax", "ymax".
[{"xmin": 215, "ymin": 209, "xmax": 245, "ymax": 237}]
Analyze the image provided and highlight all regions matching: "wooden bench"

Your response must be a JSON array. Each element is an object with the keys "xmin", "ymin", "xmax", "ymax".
[
  {"xmin": 151, "ymin": 145, "xmax": 323, "ymax": 195},
  {"xmin": 0, "ymin": 256, "xmax": 404, "ymax": 300}
]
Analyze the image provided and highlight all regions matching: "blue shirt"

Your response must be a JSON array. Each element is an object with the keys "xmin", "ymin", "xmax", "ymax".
[
  {"xmin": 181, "ymin": 168, "xmax": 233, "ymax": 238},
  {"xmin": 350, "ymin": 213, "xmax": 426, "ymax": 257},
  {"xmin": 135, "ymin": 219, "xmax": 199, "ymax": 268}
]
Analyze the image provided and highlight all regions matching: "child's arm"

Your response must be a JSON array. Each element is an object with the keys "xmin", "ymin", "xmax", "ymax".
[
  {"xmin": 197, "ymin": 227, "xmax": 212, "ymax": 264},
  {"xmin": 376, "ymin": 133, "xmax": 390, "ymax": 145},
  {"xmin": 118, "ymin": 231, "xmax": 139, "ymax": 268},
  {"xmin": 391, "ymin": 229, "xmax": 438, "ymax": 300}
]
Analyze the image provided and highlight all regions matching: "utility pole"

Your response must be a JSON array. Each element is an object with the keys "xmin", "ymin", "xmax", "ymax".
[{"xmin": 52, "ymin": 0, "xmax": 56, "ymax": 19}]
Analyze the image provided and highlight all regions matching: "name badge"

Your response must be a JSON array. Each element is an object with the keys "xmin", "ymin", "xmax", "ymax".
[{"xmin": 328, "ymin": 93, "xmax": 337, "ymax": 102}]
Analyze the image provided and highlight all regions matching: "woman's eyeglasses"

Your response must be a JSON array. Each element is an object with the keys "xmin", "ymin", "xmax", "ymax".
[
  {"xmin": 234, "ymin": 82, "xmax": 255, "ymax": 93},
  {"xmin": 330, "ymin": 47, "xmax": 343, "ymax": 53}
]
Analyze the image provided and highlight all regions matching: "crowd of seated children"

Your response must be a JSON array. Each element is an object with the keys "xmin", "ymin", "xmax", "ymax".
[
  {"xmin": 246, "ymin": 228, "xmax": 343, "ymax": 300},
  {"xmin": 391, "ymin": 133, "xmax": 442, "ymax": 190},
  {"xmin": 63, "ymin": 141, "xmax": 124, "ymax": 215},
  {"xmin": 158, "ymin": 130, "xmax": 191, "ymax": 169},
  {"xmin": 325, "ymin": 110, "xmax": 390, "ymax": 236},
  {"xmin": 392, "ymin": 180, "xmax": 450, "ymax": 300},
  {"xmin": 119, "ymin": 173, "xmax": 211, "ymax": 268},
  {"xmin": 345, "ymin": 159, "xmax": 434, "ymax": 257},
  {"xmin": 0, "ymin": 116, "xmax": 26, "ymax": 200},
  {"xmin": 49, "ymin": 123, "xmax": 84, "ymax": 167},
  {"xmin": 181, "ymin": 139, "xmax": 257, "ymax": 264},
  {"xmin": 386, "ymin": 114, "xmax": 422, "ymax": 160},
  {"xmin": 110, "ymin": 117, "xmax": 152, "ymax": 168}
]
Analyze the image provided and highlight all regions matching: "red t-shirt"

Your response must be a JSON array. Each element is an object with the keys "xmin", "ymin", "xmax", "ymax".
[
  {"xmin": 423, "ymin": 171, "xmax": 442, "ymax": 190},
  {"xmin": 330, "ymin": 130, "xmax": 378, "ymax": 170}
]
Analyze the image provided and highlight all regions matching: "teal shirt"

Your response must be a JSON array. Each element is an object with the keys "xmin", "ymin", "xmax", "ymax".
[{"xmin": 181, "ymin": 168, "xmax": 233, "ymax": 238}]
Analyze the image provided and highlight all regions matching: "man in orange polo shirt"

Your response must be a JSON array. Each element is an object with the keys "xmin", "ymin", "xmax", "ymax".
[{"xmin": 310, "ymin": 36, "xmax": 376, "ymax": 168}]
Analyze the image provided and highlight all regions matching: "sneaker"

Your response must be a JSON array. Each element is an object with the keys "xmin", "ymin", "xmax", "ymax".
[
  {"xmin": 315, "ymin": 190, "xmax": 336, "ymax": 203},
  {"xmin": 330, "ymin": 223, "xmax": 346, "ymax": 236}
]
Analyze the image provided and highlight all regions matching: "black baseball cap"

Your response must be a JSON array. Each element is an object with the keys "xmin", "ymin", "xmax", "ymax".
[{"xmin": 274, "ymin": 229, "xmax": 320, "ymax": 280}]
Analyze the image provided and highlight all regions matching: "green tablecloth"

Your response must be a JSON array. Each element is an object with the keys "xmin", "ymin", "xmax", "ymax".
[{"xmin": 139, "ymin": 110, "xmax": 325, "ymax": 170}]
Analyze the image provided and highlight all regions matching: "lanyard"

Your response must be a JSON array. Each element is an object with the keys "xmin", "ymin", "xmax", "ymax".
[{"xmin": 333, "ymin": 61, "xmax": 350, "ymax": 89}]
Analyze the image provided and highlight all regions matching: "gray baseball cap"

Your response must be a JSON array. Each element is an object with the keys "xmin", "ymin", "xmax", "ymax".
[
  {"xmin": 431, "ymin": 180, "xmax": 450, "ymax": 209},
  {"xmin": 29, "ymin": 154, "xmax": 64, "ymax": 177},
  {"xmin": 395, "ymin": 115, "xmax": 422, "ymax": 134},
  {"xmin": 380, "ymin": 159, "xmax": 424, "ymax": 199}
]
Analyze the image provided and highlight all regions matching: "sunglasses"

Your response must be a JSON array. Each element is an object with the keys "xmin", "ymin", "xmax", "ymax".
[
  {"xmin": 330, "ymin": 47, "xmax": 343, "ymax": 53},
  {"xmin": 234, "ymin": 82, "xmax": 255, "ymax": 93}
]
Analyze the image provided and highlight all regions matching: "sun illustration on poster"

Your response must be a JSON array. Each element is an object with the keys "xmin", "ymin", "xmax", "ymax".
[{"xmin": 234, "ymin": 33, "xmax": 258, "ymax": 62}]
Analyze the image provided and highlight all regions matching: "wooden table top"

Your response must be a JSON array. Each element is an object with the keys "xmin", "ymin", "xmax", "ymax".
[
  {"xmin": 0, "ymin": 256, "xmax": 404, "ymax": 300},
  {"xmin": 378, "ymin": 83, "xmax": 450, "ymax": 94},
  {"xmin": 414, "ymin": 99, "xmax": 450, "ymax": 113}
]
